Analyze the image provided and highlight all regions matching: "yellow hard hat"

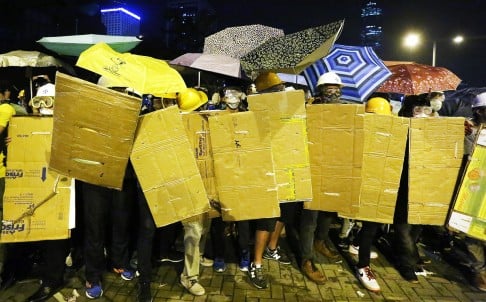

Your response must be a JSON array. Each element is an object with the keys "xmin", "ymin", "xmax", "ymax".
[
  {"xmin": 365, "ymin": 97, "xmax": 392, "ymax": 115},
  {"xmin": 177, "ymin": 88, "xmax": 208, "ymax": 112},
  {"xmin": 254, "ymin": 72, "xmax": 283, "ymax": 92}
]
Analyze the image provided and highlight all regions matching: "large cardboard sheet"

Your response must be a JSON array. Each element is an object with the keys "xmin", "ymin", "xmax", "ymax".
[
  {"xmin": 1, "ymin": 117, "xmax": 72, "ymax": 242},
  {"xmin": 248, "ymin": 90, "xmax": 312, "ymax": 202},
  {"xmin": 209, "ymin": 111, "xmax": 280, "ymax": 221},
  {"xmin": 130, "ymin": 106, "xmax": 210, "ymax": 227},
  {"xmin": 448, "ymin": 128, "xmax": 486, "ymax": 240},
  {"xmin": 49, "ymin": 72, "xmax": 141, "ymax": 189},
  {"xmin": 408, "ymin": 117, "xmax": 465, "ymax": 225}
]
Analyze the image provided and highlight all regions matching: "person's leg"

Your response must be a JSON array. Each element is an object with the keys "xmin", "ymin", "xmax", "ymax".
[
  {"xmin": 180, "ymin": 216, "xmax": 205, "ymax": 296},
  {"xmin": 136, "ymin": 184, "xmax": 156, "ymax": 284},
  {"xmin": 82, "ymin": 182, "xmax": 110, "ymax": 285},
  {"xmin": 299, "ymin": 209, "xmax": 318, "ymax": 263},
  {"xmin": 248, "ymin": 218, "xmax": 276, "ymax": 289},
  {"xmin": 110, "ymin": 177, "xmax": 137, "ymax": 273},
  {"xmin": 236, "ymin": 220, "xmax": 251, "ymax": 271},
  {"xmin": 314, "ymin": 211, "xmax": 340, "ymax": 260},
  {"xmin": 393, "ymin": 223, "xmax": 419, "ymax": 282},
  {"xmin": 357, "ymin": 221, "xmax": 380, "ymax": 268}
]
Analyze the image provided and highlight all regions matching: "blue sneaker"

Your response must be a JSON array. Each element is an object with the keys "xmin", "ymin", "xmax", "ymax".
[
  {"xmin": 85, "ymin": 281, "xmax": 103, "ymax": 299},
  {"xmin": 113, "ymin": 268, "xmax": 135, "ymax": 281},
  {"xmin": 239, "ymin": 249, "xmax": 250, "ymax": 272},
  {"xmin": 213, "ymin": 257, "xmax": 226, "ymax": 273}
]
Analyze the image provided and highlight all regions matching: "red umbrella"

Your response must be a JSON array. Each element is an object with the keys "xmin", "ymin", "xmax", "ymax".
[{"xmin": 376, "ymin": 62, "xmax": 461, "ymax": 95}]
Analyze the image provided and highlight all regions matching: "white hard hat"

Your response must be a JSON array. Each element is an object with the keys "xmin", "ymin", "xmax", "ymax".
[
  {"xmin": 472, "ymin": 92, "xmax": 486, "ymax": 108},
  {"xmin": 36, "ymin": 83, "xmax": 55, "ymax": 97},
  {"xmin": 316, "ymin": 72, "xmax": 343, "ymax": 87}
]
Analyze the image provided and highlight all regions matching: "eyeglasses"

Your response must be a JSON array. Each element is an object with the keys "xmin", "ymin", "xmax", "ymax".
[
  {"xmin": 30, "ymin": 96, "xmax": 54, "ymax": 109},
  {"xmin": 413, "ymin": 106, "xmax": 433, "ymax": 115}
]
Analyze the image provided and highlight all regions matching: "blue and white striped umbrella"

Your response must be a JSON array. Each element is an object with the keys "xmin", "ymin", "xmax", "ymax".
[{"xmin": 303, "ymin": 44, "xmax": 391, "ymax": 103}]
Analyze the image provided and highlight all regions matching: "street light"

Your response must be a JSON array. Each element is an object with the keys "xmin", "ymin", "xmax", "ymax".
[{"xmin": 403, "ymin": 32, "xmax": 464, "ymax": 66}]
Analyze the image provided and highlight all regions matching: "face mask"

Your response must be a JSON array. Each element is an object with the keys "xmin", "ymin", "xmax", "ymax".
[
  {"xmin": 430, "ymin": 99, "xmax": 443, "ymax": 112},
  {"xmin": 321, "ymin": 92, "xmax": 342, "ymax": 104},
  {"xmin": 39, "ymin": 107, "xmax": 54, "ymax": 115}
]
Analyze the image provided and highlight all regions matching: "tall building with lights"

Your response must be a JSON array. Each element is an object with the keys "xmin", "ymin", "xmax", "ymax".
[
  {"xmin": 101, "ymin": 7, "xmax": 141, "ymax": 36},
  {"xmin": 360, "ymin": 1, "xmax": 383, "ymax": 54}
]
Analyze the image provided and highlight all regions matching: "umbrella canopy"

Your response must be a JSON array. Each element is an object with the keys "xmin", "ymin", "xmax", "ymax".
[
  {"xmin": 170, "ymin": 52, "xmax": 243, "ymax": 79},
  {"xmin": 37, "ymin": 34, "xmax": 142, "ymax": 57},
  {"xmin": 376, "ymin": 63, "xmax": 461, "ymax": 95},
  {"xmin": 240, "ymin": 19, "xmax": 344, "ymax": 76},
  {"xmin": 303, "ymin": 44, "xmax": 391, "ymax": 102},
  {"xmin": 0, "ymin": 50, "xmax": 70, "ymax": 69},
  {"xmin": 203, "ymin": 24, "xmax": 284, "ymax": 59},
  {"xmin": 76, "ymin": 42, "xmax": 186, "ymax": 95}
]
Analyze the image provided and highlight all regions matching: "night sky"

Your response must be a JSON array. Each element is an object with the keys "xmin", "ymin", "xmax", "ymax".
[
  {"xmin": 2, "ymin": 0, "xmax": 485, "ymax": 87},
  {"xmin": 121, "ymin": 0, "xmax": 486, "ymax": 87}
]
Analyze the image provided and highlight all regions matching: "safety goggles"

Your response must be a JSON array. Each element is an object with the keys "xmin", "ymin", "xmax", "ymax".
[
  {"xmin": 30, "ymin": 96, "xmax": 54, "ymax": 109},
  {"xmin": 413, "ymin": 106, "xmax": 433, "ymax": 116}
]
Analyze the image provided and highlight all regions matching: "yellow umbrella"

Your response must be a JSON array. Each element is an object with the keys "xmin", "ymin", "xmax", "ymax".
[{"xmin": 76, "ymin": 42, "xmax": 186, "ymax": 95}]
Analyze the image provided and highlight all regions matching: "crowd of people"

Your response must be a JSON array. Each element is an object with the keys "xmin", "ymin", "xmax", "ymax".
[{"xmin": 0, "ymin": 70, "xmax": 484, "ymax": 302}]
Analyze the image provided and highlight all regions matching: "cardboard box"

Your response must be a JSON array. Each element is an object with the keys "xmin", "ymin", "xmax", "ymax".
[
  {"xmin": 130, "ymin": 106, "xmax": 210, "ymax": 227},
  {"xmin": 182, "ymin": 111, "xmax": 229, "ymax": 218},
  {"xmin": 1, "ymin": 117, "xmax": 73, "ymax": 243},
  {"xmin": 49, "ymin": 72, "xmax": 141, "ymax": 190},
  {"xmin": 343, "ymin": 114, "xmax": 409, "ymax": 223},
  {"xmin": 408, "ymin": 117, "xmax": 464, "ymax": 225},
  {"xmin": 247, "ymin": 90, "xmax": 312, "ymax": 202},
  {"xmin": 448, "ymin": 128, "xmax": 486, "ymax": 240},
  {"xmin": 209, "ymin": 111, "xmax": 280, "ymax": 221},
  {"xmin": 304, "ymin": 104, "xmax": 364, "ymax": 213}
]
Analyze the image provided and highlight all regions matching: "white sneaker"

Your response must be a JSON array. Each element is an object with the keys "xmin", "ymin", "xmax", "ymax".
[
  {"xmin": 200, "ymin": 256, "xmax": 214, "ymax": 267},
  {"xmin": 349, "ymin": 244, "xmax": 378, "ymax": 259},
  {"xmin": 180, "ymin": 274, "xmax": 205, "ymax": 296},
  {"xmin": 357, "ymin": 266, "xmax": 381, "ymax": 292}
]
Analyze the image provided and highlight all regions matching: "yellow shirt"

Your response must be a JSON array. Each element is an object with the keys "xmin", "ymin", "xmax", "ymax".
[{"xmin": 0, "ymin": 103, "xmax": 16, "ymax": 177}]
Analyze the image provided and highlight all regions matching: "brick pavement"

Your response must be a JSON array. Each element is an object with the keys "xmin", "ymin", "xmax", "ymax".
[{"xmin": 1, "ymin": 241, "xmax": 486, "ymax": 302}]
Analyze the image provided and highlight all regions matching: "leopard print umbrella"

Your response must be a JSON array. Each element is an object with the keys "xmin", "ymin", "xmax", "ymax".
[
  {"xmin": 203, "ymin": 24, "xmax": 284, "ymax": 59},
  {"xmin": 241, "ymin": 20, "xmax": 344, "ymax": 76}
]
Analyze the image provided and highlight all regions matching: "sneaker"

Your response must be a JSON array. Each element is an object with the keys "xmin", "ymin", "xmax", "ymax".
[
  {"xmin": 180, "ymin": 274, "xmax": 205, "ymax": 296},
  {"xmin": 200, "ymin": 256, "xmax": 214, "ymax": 267},
  {"xmin": 348, "ymin": 244, "xmax": 378, "ymax": 259},
  {"xmin": 158, "ymin": 250, "xmax": 184, "ymax": 263},
  {"xmin": 239, "ymin": 249, "xmax": 251, "ymax": 272},
  {"xmin": 248, "ymin": 263, "xmax": 267, "ymax": 289},
  {"xmin": 263, "ymin": 246, "xmax": 291, "ymax": 264},
  {"xmin": 357, "ymin": 266, "xmax": 381, "ymax": 292},
  {"xmin": 137, "ymin": 281, "xmax": 153, "ymax": 302},
  {"xmin": 85, "ymin": 281, "xmax": 103, "ymax": 299},
  {"xmin": 213, "ymin": 257, "xmax": 226, "ymax": 273},
  {"xmin": 113, "ymin": 268, "xmax": 135, "ymax": 281}
]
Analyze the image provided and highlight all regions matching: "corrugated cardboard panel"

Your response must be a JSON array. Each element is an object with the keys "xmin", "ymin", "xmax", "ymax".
[
  {"xmin": 182, "ymin": 111, "xmax": 229, "ymax": 218},
  {"xmin": 408, "ymin": 117, "xmax": 464, "ymax": 225},
  {"xmin": 448, "ymin": 128, "xmax": 486, "ymax": 241},
  {"xmin": 1, "ymin": 117, "xmax": 72, "ymax": 242},
  {"xmin": 209, "ymin": 111, "xmax": 280, "ymax": 221},
  {"xmin": 130, "ymin": 106, "xmax": 210, "ymax": 227},
  {"xmin": 305, "ymin": 104, "xmax": 364, "ymax": 213},
  {"xmin": 49, "ymin": 72, "xmax": 141, "ymax": 189},
  {"xmin": 344, "ymin": 114, "xmax": 409, "ymax": 223},
  {"xmin": 248, "ymin": 90, "xmax": 312, "ymax": 202}
]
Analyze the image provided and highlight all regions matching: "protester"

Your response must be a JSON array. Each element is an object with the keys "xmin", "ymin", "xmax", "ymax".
[{"xmin": 350, "ymin": 96, "xmax": 393, "ymax": 293}]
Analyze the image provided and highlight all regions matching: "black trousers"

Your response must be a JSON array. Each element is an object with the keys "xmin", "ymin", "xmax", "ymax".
[{"xmin": 82, "ymin": 179, "xmax": 136, "ymax": 284}]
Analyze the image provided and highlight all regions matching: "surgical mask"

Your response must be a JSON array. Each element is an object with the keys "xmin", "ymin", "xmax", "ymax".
[
  {"xmin": 430, "ymin": 99, "xmax": 443, "ymax": 112},
  {"xmin": 225, "ymin": 97, "xmax": 240, "ymax": 110}
]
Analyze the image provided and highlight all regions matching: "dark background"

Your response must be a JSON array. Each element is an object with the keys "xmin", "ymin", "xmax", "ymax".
[{"xmin": 1, "ymin": 0, "xmax": 485, "ymax": 87}]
